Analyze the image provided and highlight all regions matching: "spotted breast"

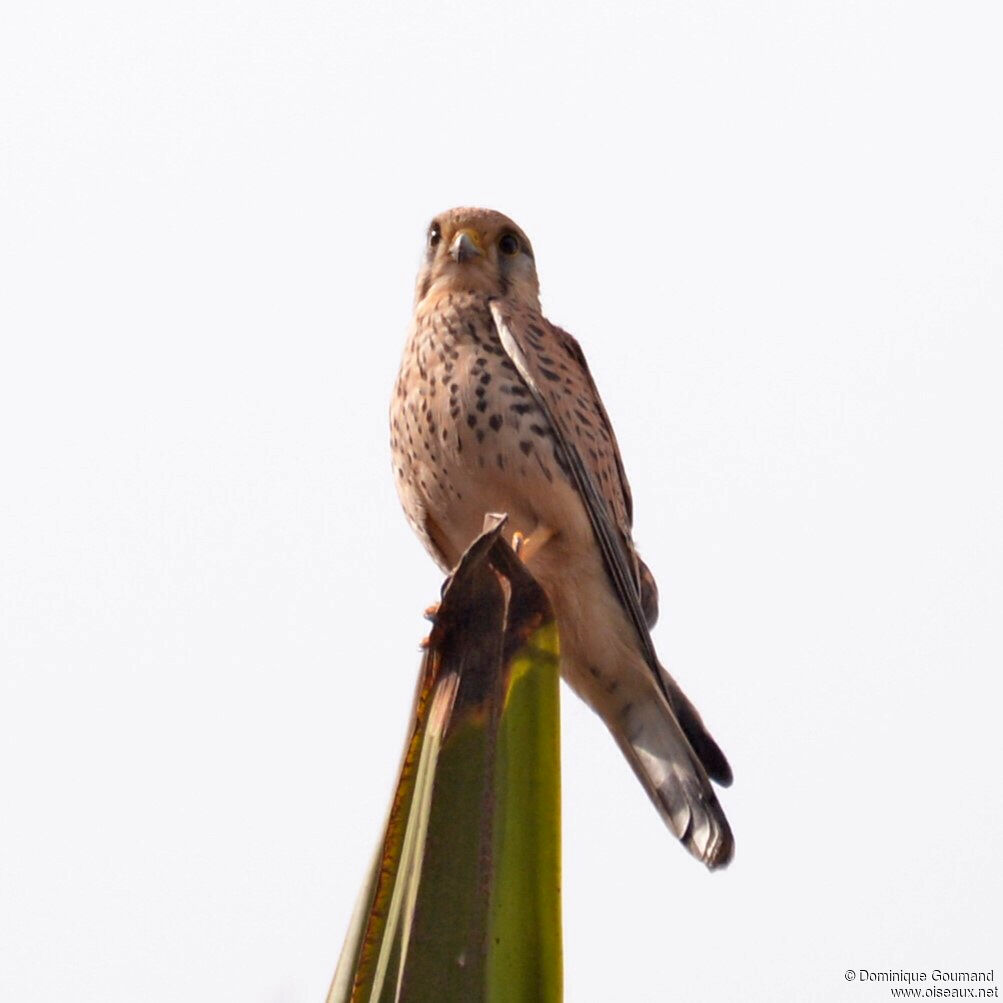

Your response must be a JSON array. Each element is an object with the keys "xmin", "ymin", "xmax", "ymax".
[{"xmin": 391, "ymin": 290, "xmax": 576, "ymax": 571}]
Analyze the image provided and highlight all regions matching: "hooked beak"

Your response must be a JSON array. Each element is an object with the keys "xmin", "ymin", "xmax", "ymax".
[{"xmin": 449, "ymin": 228, "xmax": 483, "ymax": 264}]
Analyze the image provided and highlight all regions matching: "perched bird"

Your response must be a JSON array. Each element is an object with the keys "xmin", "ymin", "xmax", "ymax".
[{"xmin": 390, "ymin": 208, "xmax": 734, "ymax": 869}]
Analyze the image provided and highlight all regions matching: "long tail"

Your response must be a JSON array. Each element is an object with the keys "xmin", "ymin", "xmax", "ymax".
[
  {"xmin": 613, "ymin": 671, "xmax": 734, "ymax": 870},
  {"xmin": 658, "ymin": 663, "xmax": 733, "ymax": 788}
]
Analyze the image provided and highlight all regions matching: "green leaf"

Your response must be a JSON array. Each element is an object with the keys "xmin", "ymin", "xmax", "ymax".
[{"xmin": 328, "ymin": 519, "xmax": 563, "ymax": 1003}]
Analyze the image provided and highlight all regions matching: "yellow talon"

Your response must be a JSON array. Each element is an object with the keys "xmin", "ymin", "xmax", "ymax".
[{"xmin": 511, "ymin": 526, "xmax": 555, "ymax": 564}]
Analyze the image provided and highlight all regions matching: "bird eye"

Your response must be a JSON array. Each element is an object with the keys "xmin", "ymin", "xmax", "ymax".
[
  {"xmin": 499, "ymin": 233, "xmax": 519, "ymax": 256},
  {"xmin": 428, "ymin": 223, "xmax": 441, "ymax": 249}
]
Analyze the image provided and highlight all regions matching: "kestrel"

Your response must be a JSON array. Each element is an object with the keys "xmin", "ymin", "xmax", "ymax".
[{"xmin": 390, "ymin": 208, "xmax": 734, "ymax": 869}]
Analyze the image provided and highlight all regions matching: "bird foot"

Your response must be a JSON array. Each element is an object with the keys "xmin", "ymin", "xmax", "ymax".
[
  {"xmin": 511, "ymin": 526, "xmax": 555, "ymax": 564},
  {"xmin": 418, "ymin": 602, "xmax": 443, "ymax": 649}
]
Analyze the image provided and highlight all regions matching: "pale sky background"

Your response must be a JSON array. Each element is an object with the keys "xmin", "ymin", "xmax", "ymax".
[{"xmin": 2, "ymin": 2, "xmax": 1001, "ymax": 1001}]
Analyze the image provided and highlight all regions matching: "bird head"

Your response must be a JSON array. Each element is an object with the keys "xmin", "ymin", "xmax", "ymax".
[{"xmin": 414, "ymin": 207, "xmax": 540, "ymax": 311}]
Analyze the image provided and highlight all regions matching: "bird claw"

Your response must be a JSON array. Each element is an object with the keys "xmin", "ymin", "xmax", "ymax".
[{"xmin": 511, "ymin": 526, "xmax": 554, "ymax": 564}]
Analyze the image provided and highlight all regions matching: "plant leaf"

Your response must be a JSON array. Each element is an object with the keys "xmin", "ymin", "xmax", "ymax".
[{"xmin": 328, "ymin": 519, "xmax": 563, "ymax": 1003}]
